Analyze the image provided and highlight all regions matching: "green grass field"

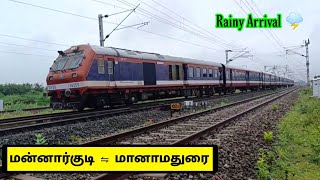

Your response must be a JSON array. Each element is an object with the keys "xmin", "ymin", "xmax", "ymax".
[
  {"xmin": 257, "ymin": 89, "xmax": 320, "ymax": 180},
  {"xmin": 0, "ymin": 92, "xmax": 49, "ymax": 111},
  {"xmin": 0, "ymin": 83, "xmax": 50, "ymax": 110},
  {"xmin": 0, "ymin": 83, "xmax": 61, "ymax": 119}
]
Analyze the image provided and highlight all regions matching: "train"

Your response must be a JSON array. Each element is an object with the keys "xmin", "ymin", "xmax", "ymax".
[{"xmin": 46, "ymin": 44, "xmax": 294, "ymax": 110}]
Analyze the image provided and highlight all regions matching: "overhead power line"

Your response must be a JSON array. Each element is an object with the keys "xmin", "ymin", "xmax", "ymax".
[
  {"xmin": 135, "ymin": 0, "xmax": 234, "ymax": 49},
  {"xmin": 0, "ymin": 50, "xmax": 56, "ymax": 58},
  {"xmin": 0, "ymin": 41, "xmax": 57, "ymax": 51},
  {"xmin": 234, "ymin": 0, "xmax": 284, "ymax": 55},
  {"xmin": 108, "ymin": 0, "xmax": 233, "ymax": 49},
  {"xmin": 91, "ymin": 0, "xmax": 127, "ymax": 10},
  {"xmin": 7, "ymin": 0, "xmax": 220, "ymax": 51},
  {"xmin": 0, "ymin": 33, "xmax": 69, "ymax": 47},
  {"xmin": 92, "ymin": 0, "xmax": 234, "ymax": 49},
  {"xmin": 245, "ymin": 0, "xmax": 284, "ymax": 48},
  {"xmin": 8, "ymin": 0, "xmax": 96, "ymax": 21},
  {"xmin": 149, "ymin": 0, "xmax": 236, "ymax": 48}
]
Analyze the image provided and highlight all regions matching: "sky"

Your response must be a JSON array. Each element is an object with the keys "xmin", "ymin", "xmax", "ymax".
[{"xmin": 0, "ymin": 0, "xmax": 318, "ymax": 84}]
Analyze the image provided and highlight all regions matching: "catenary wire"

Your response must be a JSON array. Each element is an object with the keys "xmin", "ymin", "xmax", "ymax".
[{"xmin": 6, "ymin": 0, "xmax": 220, "ymax": 51}]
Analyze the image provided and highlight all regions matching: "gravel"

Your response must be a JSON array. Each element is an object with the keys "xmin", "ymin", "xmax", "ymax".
[
  {"xmin": 116, "ymin": 92, "xmax": 284, "ymax": 145},
  {"xmin": 168, "ymin": 89, "xmax": 299, "ymax": 180},
  {"xmin": 0, "ymin": 89, "xmax": 288, "ymax": 180}
]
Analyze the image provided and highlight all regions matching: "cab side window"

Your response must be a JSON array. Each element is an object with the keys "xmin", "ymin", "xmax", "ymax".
[{"xmin": 98, "ymin": 59, "xmax": 105, "ymax": 74}]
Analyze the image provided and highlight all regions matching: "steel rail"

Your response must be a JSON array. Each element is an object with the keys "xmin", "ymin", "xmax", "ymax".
[
  {"xmin": 0, "ymin": 88, "xmax": 296, "ymax": 180},
  {"xmin": 83, "ymin": 88, "xmax": 293, "ymax": 145},
  {"xmin": 0, "ymin": 90, "xmax": 274, "ymax": 135},
  {"xmin": 86, "ymin": 88, "xmax": 297, "ymax": 180},
  {"xmin": 0, "ymin": 89, "xmax": 268, "ymax": 125}
]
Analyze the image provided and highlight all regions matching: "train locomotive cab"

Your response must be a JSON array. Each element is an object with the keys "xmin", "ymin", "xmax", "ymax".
[{"xmin": 46, "ymin": 45, "xmax": 94, "ymax": 110}]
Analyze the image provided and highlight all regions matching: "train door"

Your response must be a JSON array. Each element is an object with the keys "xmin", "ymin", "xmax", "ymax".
[
  {"xmin": 262, "ymin": 73, "xmax": 265, "ymax": 88},
  {"xmin": 259, "ymin": 73, "xmax": 263, "ymax": 88},
  {"xmin": 143, "ymin": 62, "xmax": 156, "ymax": 85},
  {"xmin": 246, "ymin": 71, "xmax": 250, "ymax": 88},
  {"xmin": 230, "ymin": 69, "xmax": 233, "ymax": 88},
  {"xmin": 183, "ymin": 64, "xmax": 188, "ymax": 81},
  {"xmin": 220, "ymin": 65, "xmax": 226, "ymax": 88},
  {"xmin": 107, "ymin": 58, "xmax": 115, "ymax": 81}
]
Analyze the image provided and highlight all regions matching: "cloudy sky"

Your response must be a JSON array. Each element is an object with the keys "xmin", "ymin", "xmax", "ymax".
[{"xmin": 0, "ymin": 0, "xmax": 318, "ymax": 84}]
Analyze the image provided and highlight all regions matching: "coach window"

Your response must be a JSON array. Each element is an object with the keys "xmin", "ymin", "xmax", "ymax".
[
  {"xmin": 189, "ymin": 67, "xmax": 194, "ymax": 78},
  {"xmin": 172, "ymin": 65, "xmax": 177, "ymax": 80},
  {"xmin": 203, "ymin": 68, "xmax": 207, "ymax": 77},
  {"xmin": 209, "ymin": 69, "xmax": 213, "ymax": 78},
  {"xmin": 196, "ymin": 68, "xmax": 201, "ymax": 78},
  {"xmin": 98, "ymin": 59, "xmax": 105, "ymax": 74}
]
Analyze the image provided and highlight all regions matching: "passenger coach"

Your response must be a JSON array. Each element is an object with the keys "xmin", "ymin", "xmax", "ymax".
[{"xmin": 46, "ymin": 44, "xmax": 294, "ymax": 110}]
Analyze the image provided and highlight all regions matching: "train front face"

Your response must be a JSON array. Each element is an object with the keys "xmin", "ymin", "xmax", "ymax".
[{"xmin": 46, "ymin": 45, "xmax": 94, "ymax": 110}]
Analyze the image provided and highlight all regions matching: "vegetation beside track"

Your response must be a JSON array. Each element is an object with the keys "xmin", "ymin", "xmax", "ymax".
[
  {"xmin": 0, "ymin": 109, "xmax": 68, "ymax": 120},
  {"xmin": 257, "ymin": 88, "xmax": 320, "ymax": 179},
  {"xmin": 0, "ymin": 83, "xmax": 49, "ymax": 111},
  {"xmin": 0, "ymin": 83, "xmax": 53, "ymax": 119}
]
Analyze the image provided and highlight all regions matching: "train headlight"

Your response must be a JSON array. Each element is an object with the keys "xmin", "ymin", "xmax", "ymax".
[
  {"xmin": 71, "ymin": 46, "xmax": 79, "ymax": 52},
  {"xmin": 49, "ymin": 76, "xmax": 53, "ymax": 81},
  {"xmin": 72, "ymin": 73, "xmax": 77, "ymax": 78},
  {"xmin": 65, "ymin": 89, "xmax": 71, "ymax": 97}
]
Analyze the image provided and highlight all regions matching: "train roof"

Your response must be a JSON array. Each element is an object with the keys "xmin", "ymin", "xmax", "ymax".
[
  {"xmin": 86, "ymin": 45, "xmax": 291, "ymax": 80},
  {"xmin": 90, "ymin": 45, "xmax": 222, "ymax": 67}
]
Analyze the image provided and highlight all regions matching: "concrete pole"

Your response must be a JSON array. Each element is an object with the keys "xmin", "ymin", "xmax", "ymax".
[
  {"xmin": 98, "ymin": 14, "xmax": 104, "ymax": 47},
  {"xmin": 305, "ymin": 39, "xmax": 310, "ymax": 86}
]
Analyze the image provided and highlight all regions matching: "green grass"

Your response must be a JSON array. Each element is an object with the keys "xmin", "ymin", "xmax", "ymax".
[
  {"xmin": 257, "ymin": 88, "xmax": 320, "ymax": 180},
  {"xmin": 35, "ymin": 133, "xmax": 48, "ymax": 145},
  {"xmin": 0, "ymin": 83, "xmax": 49, "ymax": 110},
  {"xmin": 0, "ymin": 91, "xmax": 50, "ymax": 111},
  {"xmin": 263, "ymin": 131, "xmax": 273, "ymax": 143},
  {"xmin": 0, "ymin": 109, "xmax": 69, "ymax": 120},
  {"xmin": 271, "ymin": 103, "xmax": 279, "ymax": 112},
  {"xmin": 0, "ymin": 83, "xmax": 71, "ymax": 119}
]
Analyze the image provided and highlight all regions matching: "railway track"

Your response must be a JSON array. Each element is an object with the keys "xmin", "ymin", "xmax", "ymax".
[
  {"xmin": 0, "ymin": 89, "xmax": 276, "ymax": 124},
  {"xmin": 0, "ymin": 88, "xmax": 296, "ymax": 180},
  {"xmin": 0, "ymin": 90, "xmax": 276, "ymax": 136},
  {"xmin": 82, "ymin": 87, "xmax": 297, "ymax": 180}
]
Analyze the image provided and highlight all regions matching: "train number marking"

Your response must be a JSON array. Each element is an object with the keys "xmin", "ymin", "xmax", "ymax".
[
  {"xmin": 47, "ymin": 86, "xmax": 56, "ymax": 90},
  {"xmin": 68, "ymin": 83, "xmax": 80, "ymax": 88}
]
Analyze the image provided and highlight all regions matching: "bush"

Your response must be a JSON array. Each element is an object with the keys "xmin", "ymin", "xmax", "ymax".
[
  {"xmin": 271, "ymin": 104, "xmax": 279, "ymax": 112},
  {"xmin": 0, "ymin": 83, "xmax": 45, "ymax": 96},
  {"xmin": 264, "ymin": 131, "xmax": 273, "ymax": 142},
  {"xmin": 257, "ymin": 148, "xmax": 276, "ymax": 180},
  {"xmin": 35, "ymin": 133, "xmax": 48, "ymax": 145},
  {"xmin": 0, "ymin": 83, "xmax": 49, "ymax": 110},
  {"xmin": 256, "ymin": 149, "xmax": 271, "ymax": 180}
]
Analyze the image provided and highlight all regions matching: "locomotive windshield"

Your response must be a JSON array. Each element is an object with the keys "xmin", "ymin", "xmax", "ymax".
[{"xmin": 51, "ymin": 53, "xmax": 84, "ymax": 71}]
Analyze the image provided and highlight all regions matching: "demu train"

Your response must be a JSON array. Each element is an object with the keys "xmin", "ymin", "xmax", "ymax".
[{"xmin": 46, "ymin": 45, "xmax": 294, "ymax": 110}]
